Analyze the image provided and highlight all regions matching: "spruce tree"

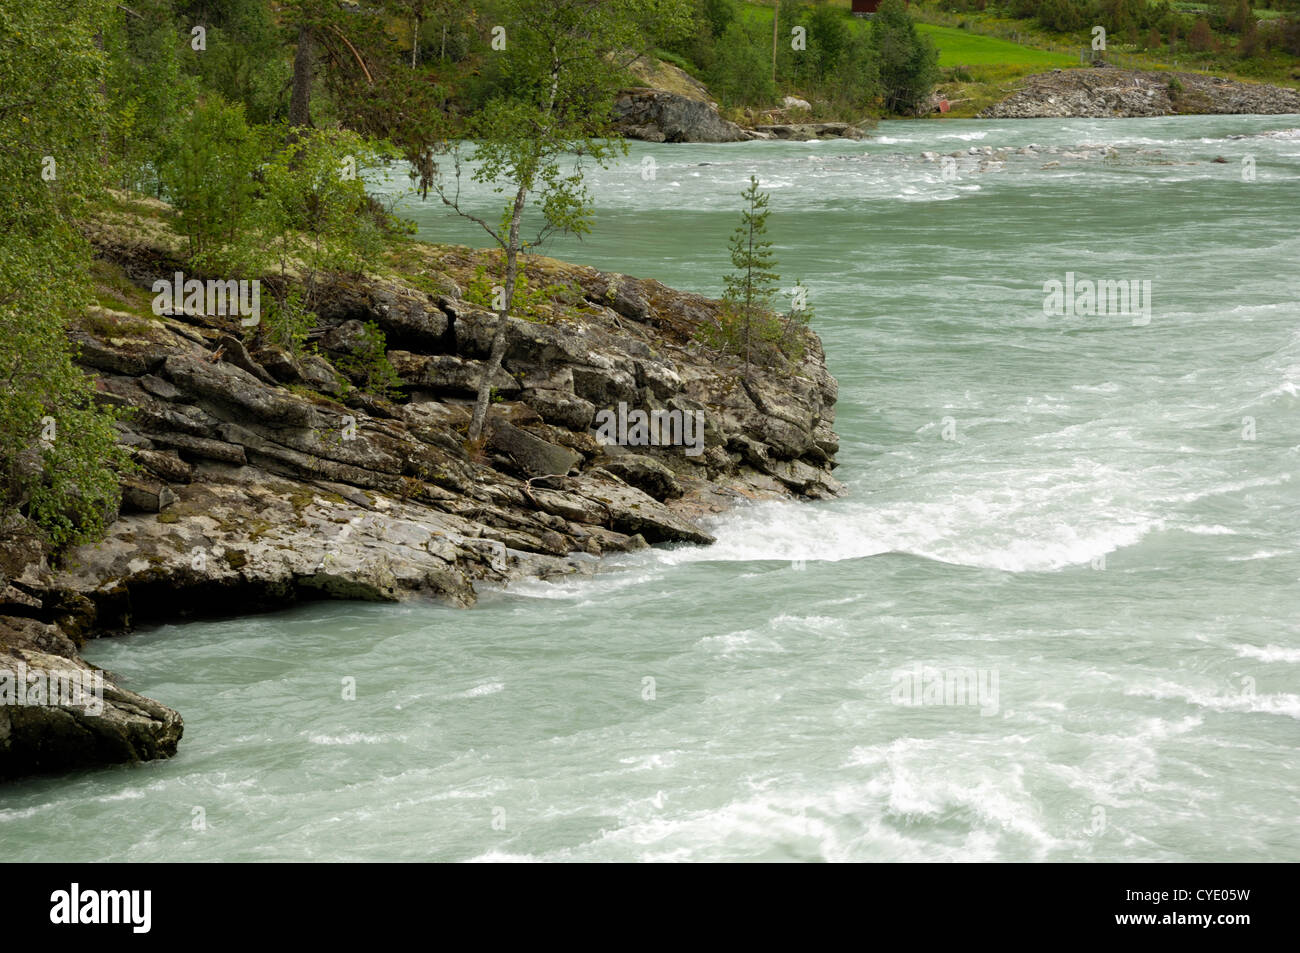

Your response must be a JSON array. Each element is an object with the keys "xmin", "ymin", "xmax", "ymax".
[{"xmin": 721, "ymin": 176, "xmax": 780, "ymax": 376}]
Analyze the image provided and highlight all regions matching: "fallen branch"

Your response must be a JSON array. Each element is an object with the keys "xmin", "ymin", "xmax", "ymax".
[{"xmin": 329, "ymin": 24, "xmax": 373, "ymax": 85}]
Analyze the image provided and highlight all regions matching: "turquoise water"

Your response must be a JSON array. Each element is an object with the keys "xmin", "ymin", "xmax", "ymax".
[{"xmin": 3, "ymin": 117, "xmax": 1298, "ymax": 861}]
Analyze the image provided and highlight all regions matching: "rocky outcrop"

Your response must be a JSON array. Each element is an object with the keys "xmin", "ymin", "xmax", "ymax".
[
  {"xmin": 981, "ymin": 66, "xmax": 1300, "ymax": 119},
  {"xmin": 614, "ymin": 54, "xmax": 873, "ymax": 143},
  {"xmin": 0, "ymin": 205, "xmax": 843, "ymax": 778},
  {"xmin": 613, "ymin": 88, "xmax": 749, "ymax": 143},
  {"xmin": 0, "ymin": 615, "xmax": 183, "ymax": 779},
  {"xmin": 613, "ymin": 89, "xmax": 872, "ymax": 144}
]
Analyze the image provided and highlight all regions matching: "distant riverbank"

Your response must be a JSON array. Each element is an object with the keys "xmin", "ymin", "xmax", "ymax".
[{"xmin": 615, "ymin": 61, "xmax": 1300, "ymax": 144}]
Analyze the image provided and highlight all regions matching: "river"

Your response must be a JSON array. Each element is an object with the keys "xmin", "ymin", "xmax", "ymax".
[{"xmin": 3, "ymin": 116, "xmax": 1297, "ymax": 861}]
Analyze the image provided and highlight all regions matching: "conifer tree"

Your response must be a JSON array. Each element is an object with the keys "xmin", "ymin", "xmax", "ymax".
[{"xmin": 721, "ymin": 176, "xmax": 780, "ymax": 376}]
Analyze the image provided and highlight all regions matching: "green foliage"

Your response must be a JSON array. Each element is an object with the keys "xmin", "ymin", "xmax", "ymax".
[
  {"xmin": 709, "ymin": 18, "xmax": 778, "ymax": 106},
  {"xmin": 261, "ymin": 287, "xmax": 316, "ymax": 359},
  {"xmin": 702, "ymin": 176, "xmax": 813, "ymax": 371},
  {"xmin": 415, "ymin": 8, "xmax": 475, "ymax": 65},
  {"xmin": 870, "ymin": 0, "xmax": 941, "ymax": 115},
  {"xmin": 696, "ymin": 2, "xmax": 881, "ymax": 113},
  {"xmin": 260, "ymin": 129, "xmax": 393, "ymax": 282},
  {"xmin": 702, "ymin": 0, "xmax": 738, "ymax": 38},
  {"xmin": 103, "ymin": 15, "xmax": 198, "ymax": 195},
  {"xmin": 0, "ymin": 0, "xmax": 133, "ymax": 550},
  {"xmin": 784, "ymin": 3, "xmax": 880, "ymax": 111},
  {"xmin": 336, "ymin": 321, "xmax": 403, "ymax": 399},
  {"xmin": 159, "ymin": 95, "xmax": 267, "ymax": 266},
  {"xmin": 700, "ymin": 176, "xmax": 782, "ymax": 371},
  {"xmin": 662, "ymin": 0, "xmax": 733, "ymax": 71},
  {"xmin": 187, "ymin": 0, "xmax": 289, "ymax": 125},
  {"xmin": 464, "ymin": 262, "xmax": 575, "ymax": 325},
  {"xmin": 159, "ymin": 102, "xmax": 393, "ymax": 296}
]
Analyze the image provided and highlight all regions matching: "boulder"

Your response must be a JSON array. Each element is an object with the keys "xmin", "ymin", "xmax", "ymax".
[
  {"xmin": 488, "ymin": 420, "xmax": 583, "ymax": 477},
  {"xmin": 215, "ymin": 334, "xmax": 276, "ymax": 385},
  {"xmin": 390, "ymin": 351, "xmax": 521, "ymax": 397},
  {"xmin": 119, "ymin": 474, "xmax": 178, "ymax": 514},
  {"xmin": 753, "ymin": 122, "xmax": 866, "ymax": 140},
  {"xmin": 613, "ymin": 89, "xmax": 748, "ymax": 143},
  {"xmin": 369, "ymin": 287, "xmax": 450, "ymax": 350},
  {"xmin": 598, "ymin": 452, "xmax": 683, "ymax": 501},
  {"xmin": 163, "ymin": 354, "xmax": 324, "ymax": 427},
  {"xmin": 571, "ymin": 365, "xmax": 639, "ymax": 407},
  {"xmin": 523, "ymin": 387, "xmax": 596, "ymax": 431},
  {"xmin": 0, "ymin": 617, "xmax": 184, "ymax": 779}
]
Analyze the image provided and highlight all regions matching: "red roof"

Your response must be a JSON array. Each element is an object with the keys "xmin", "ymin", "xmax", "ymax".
[{"xmin": 852, "ymin": 0, "xmax": 906, "ymax": 11}]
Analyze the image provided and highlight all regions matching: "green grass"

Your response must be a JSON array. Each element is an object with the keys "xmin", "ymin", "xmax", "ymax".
[
  {"xmin": 910, "ymin": 0, "xmax": 1300, "ymax": 89},
  {"xmin": 916, "ymin": 24, "xmax": 1077, "ymax": 68},
  {"xmin": 735, "ymin": 1, "xmax": 1081, "ymax": 117},
  {"xmin": 737, "ymin": 2, "xmax": 1075, "ymax": 68},
  {"xmin": 728, "ymin": 1, "xmax": 1299, "ymax": 118}
]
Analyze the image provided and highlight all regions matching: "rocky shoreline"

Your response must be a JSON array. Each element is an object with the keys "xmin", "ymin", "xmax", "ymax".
[
  {"xmin": 0, "ymin": 198, "xmax": 842, "ymax": 779},
  {"xmin": 614, "ymin": 87, "xmax": 873, "ymax": 143},
  {"xmin": 981, "ymin": 65, "xmax": 1300, "ymax": 119},
  {"xmin": 614, "ymin": 54, "xmax": 1300, "ymax": 136}
]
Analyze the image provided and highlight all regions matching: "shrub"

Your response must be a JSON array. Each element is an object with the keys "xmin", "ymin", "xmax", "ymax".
[
  {"xmin": 259, "ymin": 129, "xmax": 392, "ymax": 288},
  {"xmin": 336, "ymin": 321, "xmax": 402, "ymax": 399},
  {"xmin": 158, "ymin": 95, "xmax": 266, "ymax": 266},
  {"xmin": 261, "ymin": 287, "xmax": 316, "ymax": 359},
  {"xmin": 869, "ymin": 0, "xmax": 940, "ymax": 115}
]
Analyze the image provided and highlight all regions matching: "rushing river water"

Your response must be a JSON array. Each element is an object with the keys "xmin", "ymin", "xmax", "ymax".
[{"xmin": 4, "ymin": 116, "xmax": 1299, "ymax": 862}]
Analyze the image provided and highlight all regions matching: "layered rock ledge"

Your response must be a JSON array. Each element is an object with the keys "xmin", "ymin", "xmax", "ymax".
[{"xmin": 0, "ymin": 199, "xmax": 843, "ymax": 778}]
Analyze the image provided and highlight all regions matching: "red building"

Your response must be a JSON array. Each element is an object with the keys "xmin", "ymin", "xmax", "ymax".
[{"xmin": 852, "ymin": 0, "xmax": 905, "ymax": 15}]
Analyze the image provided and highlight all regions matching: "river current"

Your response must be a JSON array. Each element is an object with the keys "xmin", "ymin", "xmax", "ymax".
[{"xmin": 3, "ymin": 116, "xmax": 1297, "ymax": 861}]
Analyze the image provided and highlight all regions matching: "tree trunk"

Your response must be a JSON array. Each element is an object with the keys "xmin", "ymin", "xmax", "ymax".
[
  {"xmin": 289, "ymin": 22, "xmax": 314, "ymax": 128},
  {"xmin": 466, "ymin": 44, "xmax": 561, "ymax": 444},
  {"xmin": 467, "ymin": 186, "xmax": 529, "ymax": 443},
  {"xmin": 744, "ymin": 205, "xmax": 755, "ymax": 377},
  {"xmin": 94, "ymin": 30, "xmax": 109, "ymax": 169},
  {"xmin": 411, "ymin": 15, "xmax": 420, "ymax": 68},
  {"xmin": 772, "ymin": 1, "xmax": 780, "ymax": 89}
]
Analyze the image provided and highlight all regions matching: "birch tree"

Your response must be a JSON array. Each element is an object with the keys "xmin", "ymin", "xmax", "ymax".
[{"xmin": 435, "ymin": 0, "xmax": 693, "ymax": 444}]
